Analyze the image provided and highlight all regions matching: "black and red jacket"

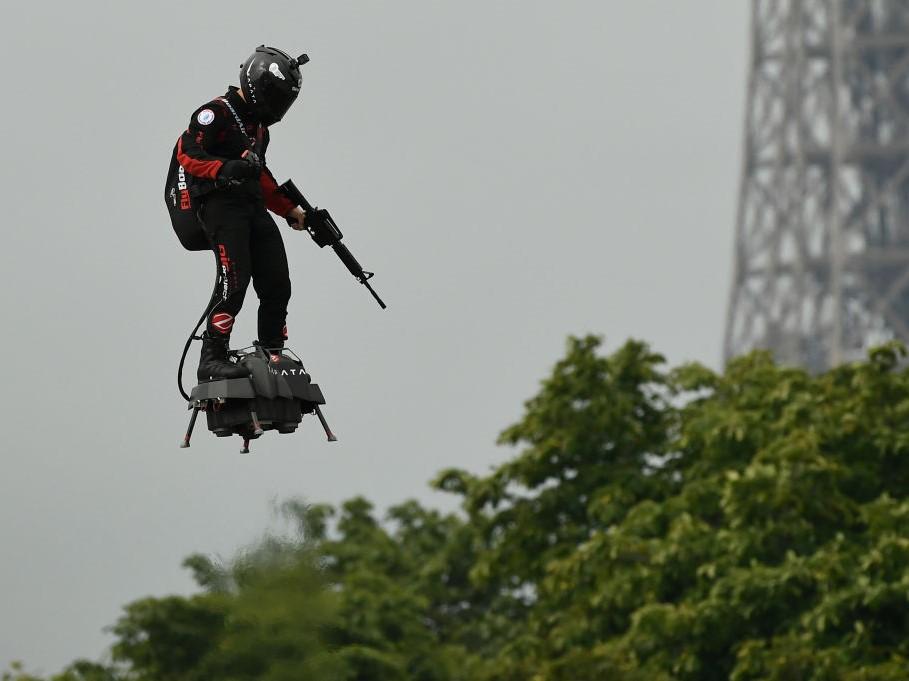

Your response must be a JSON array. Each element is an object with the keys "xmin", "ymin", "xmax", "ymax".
[{"xmin": 172, "ymin": 86, "xmax": 295, "ymax": 217}]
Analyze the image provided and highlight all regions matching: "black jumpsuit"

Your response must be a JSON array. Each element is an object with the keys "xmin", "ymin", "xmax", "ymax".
[{"xmin": 175, "ymin": 86, "xmax": 297, "ymax": 345}]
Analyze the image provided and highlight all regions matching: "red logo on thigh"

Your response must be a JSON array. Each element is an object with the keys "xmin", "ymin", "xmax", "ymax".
[{"xmin": 218, "ymin": 245, "xmax": 231, "ymax": 272}]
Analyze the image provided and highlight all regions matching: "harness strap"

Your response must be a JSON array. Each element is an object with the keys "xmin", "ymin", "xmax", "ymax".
[{"xmin": 218, "ymin": 96, "xmax": 263, "ymax": 154}]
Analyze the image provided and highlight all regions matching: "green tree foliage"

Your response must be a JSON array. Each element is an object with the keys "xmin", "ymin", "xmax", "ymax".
[
  {"xmin": 2, "ymin": 660, "xmax": 117, "ymax": 681},
  {"xmin": 9, "ymin": 337, "xmax": 909, "ymax": 679}
]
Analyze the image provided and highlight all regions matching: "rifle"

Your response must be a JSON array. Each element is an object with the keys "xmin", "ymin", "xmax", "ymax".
[{"xmin": 278, "ymin": 180, "xmax": 386, "ymax": 309}]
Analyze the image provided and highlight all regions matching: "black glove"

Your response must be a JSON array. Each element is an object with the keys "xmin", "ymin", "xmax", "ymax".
[
  {"xmin": 218, "ymin": 151, "xmax": 261, "ymax": 182},
  {"xmin": 243, "ymin": 150, "xmax": 262, "ymax": 172}
]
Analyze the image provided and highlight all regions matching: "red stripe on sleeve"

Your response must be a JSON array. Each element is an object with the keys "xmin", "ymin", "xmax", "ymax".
[
  {"xmin": 260, "ymin": 170, "xmax": 296, "ymax": 217},
  {"xmin": 176, "ymin": 137, "xmax": 223, "ymax": 180}
]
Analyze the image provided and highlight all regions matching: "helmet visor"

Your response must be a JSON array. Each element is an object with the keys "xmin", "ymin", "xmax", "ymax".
[{"xmin": 261, "ymin": 80, "xmax": 300, "ymax": 124}]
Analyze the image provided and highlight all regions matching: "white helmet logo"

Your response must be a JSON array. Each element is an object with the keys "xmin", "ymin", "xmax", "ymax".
[{"xmin": 269, "ymin": 62, "xmax": 286, "ymax": 80}]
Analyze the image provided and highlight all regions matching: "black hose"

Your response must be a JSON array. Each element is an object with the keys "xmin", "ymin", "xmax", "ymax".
[{"xmin": 178, "ymin": 260, "xmax": 220, "ymax": 401}]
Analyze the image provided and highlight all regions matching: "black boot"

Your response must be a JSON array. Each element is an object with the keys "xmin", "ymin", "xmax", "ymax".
[{"xmin": 197, "ymin": 333, "xmax": 248, "ymax": 382}]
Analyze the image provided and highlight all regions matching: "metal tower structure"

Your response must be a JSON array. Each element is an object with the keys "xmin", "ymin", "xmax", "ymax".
[{"xmin": 724, "ymin": 0, "xmax": 909, "ymax": 371}]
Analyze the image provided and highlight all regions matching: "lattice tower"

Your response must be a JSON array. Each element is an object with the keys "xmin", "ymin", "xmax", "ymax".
[{"xmin": 725, "ymin": 0, "xmax": 909, "ymax": 371}]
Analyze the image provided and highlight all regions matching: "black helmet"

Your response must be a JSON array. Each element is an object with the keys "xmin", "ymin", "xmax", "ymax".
[{"xmin": 239, "ymin": 46, "xmax": 308, "ymax": 126}]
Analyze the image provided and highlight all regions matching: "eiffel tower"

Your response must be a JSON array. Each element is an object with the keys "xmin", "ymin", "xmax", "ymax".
[{"xmin": 724, "ymin": 0, "xmax": 909, "ymax": 371}]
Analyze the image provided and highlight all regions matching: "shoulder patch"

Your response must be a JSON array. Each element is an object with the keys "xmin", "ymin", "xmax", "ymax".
[{"xmin": 197, "ymin": 108, "xmax": 215, "ymax": 125}]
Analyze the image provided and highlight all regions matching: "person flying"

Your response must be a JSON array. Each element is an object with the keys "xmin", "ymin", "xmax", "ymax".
[{"xmin": 170, "ymin": 46, "xmax": 308, "ymax": 380}]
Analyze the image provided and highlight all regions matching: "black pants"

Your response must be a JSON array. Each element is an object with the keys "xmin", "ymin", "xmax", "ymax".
[{"xmin": 201, "ymin": 193, "xmax": 291, "ymax": 344}]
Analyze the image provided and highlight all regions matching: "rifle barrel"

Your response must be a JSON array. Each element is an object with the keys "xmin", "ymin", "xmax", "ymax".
[{"xmin": 364, "ymin": 280, "xmax": 387, "ymax": 309}]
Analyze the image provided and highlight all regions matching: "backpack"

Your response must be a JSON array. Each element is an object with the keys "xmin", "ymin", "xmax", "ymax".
[{"xmin": 164, "ymin": 150, "xmax": 210, "ymax": 251}]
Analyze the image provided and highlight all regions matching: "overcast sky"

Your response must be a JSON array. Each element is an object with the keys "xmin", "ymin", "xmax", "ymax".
[{"xmin": 0, "ymin": 0, "xmax": 748, "ymax": 672}]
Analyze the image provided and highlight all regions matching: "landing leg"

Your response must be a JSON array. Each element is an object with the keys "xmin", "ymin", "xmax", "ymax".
[
  {"xmin": 314, "ymin": 405, "xmax": 338, "ymax": 442},
  {"xmin": 250, "ymin": 409, "xmax": 265, "ymax": 437},
  {"xmin": 246, "ymin": 380, "xmax": 265, "ymax": 437},
  {"xmin": 180, "ymin": 405, "xmax": 201, "ymax": 449}
]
